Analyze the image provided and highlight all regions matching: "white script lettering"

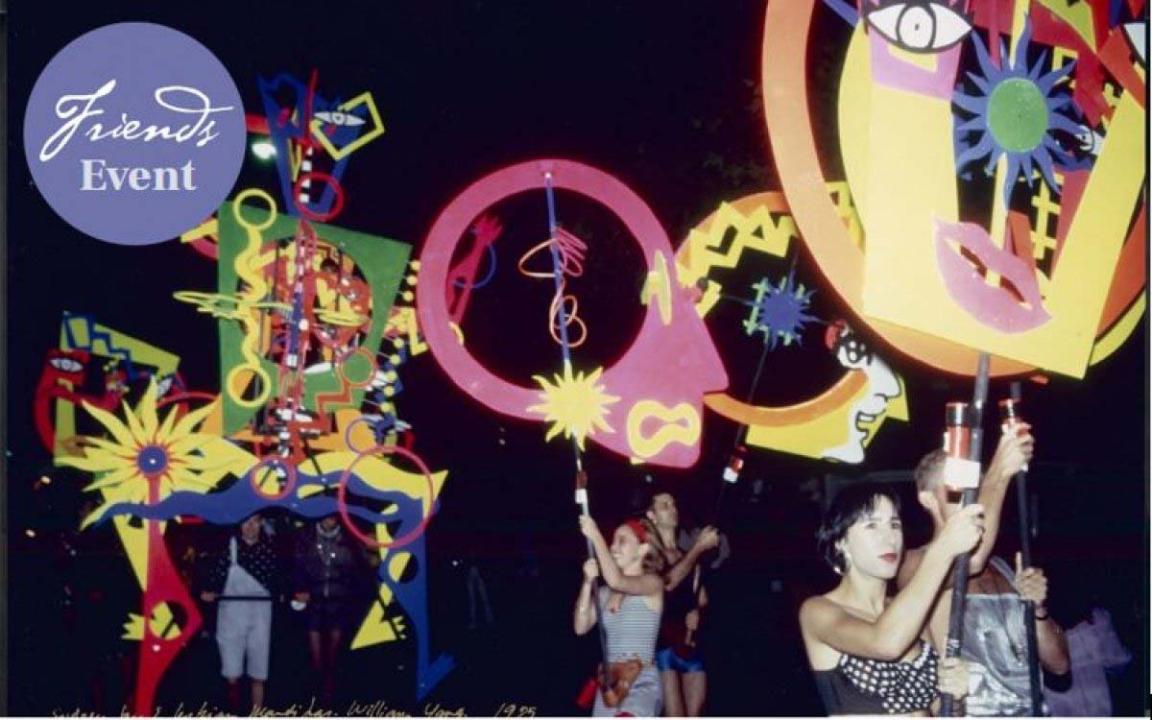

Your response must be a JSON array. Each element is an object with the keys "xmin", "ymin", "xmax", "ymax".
[{"xmin": 40, "ymin": 80, "xmax": 234, "ymax": 162}]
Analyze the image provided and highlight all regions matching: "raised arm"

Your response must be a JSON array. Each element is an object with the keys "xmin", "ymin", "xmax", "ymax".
[
  {"xmin": 665, "ymin": 526, "xmax": 719, "ymax": 591},
  {"xmin": 578, "ymin": 516, "xmax": 664, "ymax": 596},
  {"xmin": 801, "ymin": 504, "xmax": 985, "ymax": 661},
  {"xmin": 573, "ymin": 558, "xmax": 599, "ymax": 635},
  {"xmin": 970, "ymin": 424, "xmax": 1034, "ymax": 574}
]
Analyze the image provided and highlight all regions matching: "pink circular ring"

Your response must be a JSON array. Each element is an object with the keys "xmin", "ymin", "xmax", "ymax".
[
  {"xmin": 415, "ymin": 159, "xmax": 672, "ymax": 420},
  {"xmin": 335, "ymin": 444, "xmax": 435, "ymax": 550},
  {"xmin": 248, "ymin": 455, "xmax": 298, "ymax": 501}
]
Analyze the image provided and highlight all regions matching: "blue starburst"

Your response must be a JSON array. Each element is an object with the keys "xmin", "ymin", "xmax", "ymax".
[
  {"xmin": 742, "ymin": 269, "xmax": 818, "ymax": 349},
  {"xmin": 953, "ymin": 21, "xmax": 1089, "ymax": 204}
]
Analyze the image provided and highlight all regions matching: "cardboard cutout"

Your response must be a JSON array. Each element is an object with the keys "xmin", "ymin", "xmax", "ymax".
[
  {"xmin": 761, "ymin": 0, "xmax": 1146, "ymax": 378},
  {"xmin": 416, "ymin": 159, "xmax": 729, "ymax": 468},
  {"xmin": 676, "ymin": 193, "xmax": 908, "ymax": 463}
]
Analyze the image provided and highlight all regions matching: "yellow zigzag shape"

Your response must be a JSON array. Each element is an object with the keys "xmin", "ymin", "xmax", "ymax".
[{"xmin": 678, "ymin": 201, "xmax": 798, "ymax": 317}]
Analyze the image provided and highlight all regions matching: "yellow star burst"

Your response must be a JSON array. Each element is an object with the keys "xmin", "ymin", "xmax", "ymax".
[
  {"xmin": 57, "ymin": 380, "xmax": 244, "ymax": 528},
  {"xmin": 528, "ymin": 365, "xmax": 619, "ymax": 450}
]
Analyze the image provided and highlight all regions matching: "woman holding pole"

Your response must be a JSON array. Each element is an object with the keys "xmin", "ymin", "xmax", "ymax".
[
  {"xmin": 575, "ymin": 515, "xmax": 666, "ymax": 717},
  {"xmin": 799, "ymin": 483, "xmax": 977, "ymax": 715}
]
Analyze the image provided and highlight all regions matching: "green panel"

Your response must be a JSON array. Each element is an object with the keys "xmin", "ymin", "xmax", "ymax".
[{"xmin": 217, "ymin": 203, "xmax": 411, "ymax": 434}]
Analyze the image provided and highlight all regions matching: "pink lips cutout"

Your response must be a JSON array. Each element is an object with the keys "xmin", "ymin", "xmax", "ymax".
[{"xmin": 934, "ymin": 218, "xmax": 1051, "ymax": 333}]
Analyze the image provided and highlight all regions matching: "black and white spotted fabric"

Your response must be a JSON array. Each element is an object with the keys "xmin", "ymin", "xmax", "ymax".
[
  {"xmin": 836, "ymin": 640, "xmax": 939, "ymax": 714},
  {"xmin": 206, "ymin": 535, "xmax": 279, "ymax": 594}
]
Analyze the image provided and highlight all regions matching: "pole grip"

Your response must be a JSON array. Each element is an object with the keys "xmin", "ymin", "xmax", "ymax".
[
  {"xmin": 940, "ymin": 354, "xmax": 990, "ymax": 716},
  {"xmin": 1002, "ymin": 387, "xmax": 1043, "ymax": 716}
]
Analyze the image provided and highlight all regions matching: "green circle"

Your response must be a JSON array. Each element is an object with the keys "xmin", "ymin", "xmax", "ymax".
[
  {"xmin": 987, "ymin": 78, "xmax": 1049, "ymax": 152},
  {"xmin": 341, "ymin": 350, "xmax": 376, "ymax": 385}
]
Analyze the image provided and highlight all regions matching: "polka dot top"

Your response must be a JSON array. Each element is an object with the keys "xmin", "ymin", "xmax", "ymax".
[
  {"xmin": 206, "ymin": 535, "xmax": 279, "ymax": 595},
  {"xmin": 812, "ymin": 640, "xmax": 939, "ymax": 715}
]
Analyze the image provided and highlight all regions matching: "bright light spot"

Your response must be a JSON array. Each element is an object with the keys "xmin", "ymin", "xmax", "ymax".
[{"xmin": 251, "ymin": 140, "xmax": 277, "ymax": 161}]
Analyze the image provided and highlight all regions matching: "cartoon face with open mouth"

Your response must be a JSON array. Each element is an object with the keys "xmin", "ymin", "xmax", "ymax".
[
  {"xmin": 821, "ymin": 323, "xmax": 904, "ymax": 463},
  {"xmin": 763, "ymin": 0, "xmax": 1147, "ymax": 379},
  {"xmin": 677, "ymin": 193, "xmax": 908, "ymax": 464},
  {"xmin": 704, "ymin": 318, "xmax": 908, "ymax": 465},
  {"xmin": 416, "ymin": 159, "xmax": 728, "ymax": 468}
]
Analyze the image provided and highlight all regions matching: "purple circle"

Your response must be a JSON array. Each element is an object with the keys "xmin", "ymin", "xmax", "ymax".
[
  {"xmin": 136, "ymin": 445, "xmax": 169, "ymax": 475},
  {"xmin": 24, "ymin": 22, "xmax": 245, "ymax": 245}
]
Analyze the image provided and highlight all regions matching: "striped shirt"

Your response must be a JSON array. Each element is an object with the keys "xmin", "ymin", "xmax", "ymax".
[{"xmin": 598, "ymin": 587, "xmax": 661, "ymax": 663}]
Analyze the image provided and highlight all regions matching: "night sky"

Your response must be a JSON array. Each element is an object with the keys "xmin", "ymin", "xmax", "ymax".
[{"xmin": 6, "ymin": 1, "xmax": 1148, "ymax": 715}]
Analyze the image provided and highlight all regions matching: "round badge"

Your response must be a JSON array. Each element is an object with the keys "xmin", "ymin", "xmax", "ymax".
[{"xmin": 24, "ymin": 22, "xmax": 245, "ymax": 245}]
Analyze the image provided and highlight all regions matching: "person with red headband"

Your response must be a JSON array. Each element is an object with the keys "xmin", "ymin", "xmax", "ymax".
[{"xmin": 576, "ymin": 515, "xmax": 666, "ymax": 717}]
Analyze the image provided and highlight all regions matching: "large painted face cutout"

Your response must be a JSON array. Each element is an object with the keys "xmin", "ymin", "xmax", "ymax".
[
  {"xmin": 764, "ymin": 0, "xmax": 1147, "ymax": 379},
  {"xmin": 416, "ymin": 159, "xmax": 728, "ymax": 468},
  {"xmin": 676, "ymin": 193, "xmax": 908, "ymax": 464}
]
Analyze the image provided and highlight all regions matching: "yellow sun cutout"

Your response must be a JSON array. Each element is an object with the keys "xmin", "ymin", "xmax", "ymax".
[
  {"xmin": 57, "ymin": 380, "xmax": 245, "ymax": 528},
  {"xmin": 528, "ymin": 364, "xmax": 620, "ymax": 450}
]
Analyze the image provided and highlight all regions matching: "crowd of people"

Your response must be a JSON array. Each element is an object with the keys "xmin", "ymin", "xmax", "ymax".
[
  {"xmin": 198, "ymin": 514, "xmax": 375, "ymax": 713},
  {"xmin": 46, "ymin": 419, "xmax": 1140, "ymax": 717},
  {"xmin": 569, "ymin": 421, "xmax": 1131, "ymax": 717}
]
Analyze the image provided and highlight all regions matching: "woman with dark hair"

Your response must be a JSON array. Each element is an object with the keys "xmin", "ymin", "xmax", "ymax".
[
  {"xmin": 645, "ymin": 490, "xmax": 719, "ymax": 716},
  {"xmin": 292, "ymin": 515, "xmax": 371, "ymax": 707},
  {"xmin": 575, "ymin": 515, "xmax": 666, "ymax": 717},
  {"xmin": 799, "ymin": 483, "xmax": 979, "ymax": 715}
]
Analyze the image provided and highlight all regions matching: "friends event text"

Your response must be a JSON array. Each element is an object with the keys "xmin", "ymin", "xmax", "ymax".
[{"xmin": 38, "ymin": 79, "xmax": 234, "ymax": 191}]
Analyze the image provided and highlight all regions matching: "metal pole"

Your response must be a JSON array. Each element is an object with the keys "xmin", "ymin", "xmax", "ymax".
[
  {"xmin": 712, "ymin": 337, "xmax": 769, "ymax": 525},
  {"xmin": 545, "ymin": 175, "xmax": 609, "ymax": 698},
  {"xmin": 576, "ymin": 471, "xmax": 612, "ymax": 699},
  {"xmin": 1004, "ymin": 383, "xmax": 1043, "ymax": 716},
  {"xmin": 940, "ymin": 353, "xmax": 990, "ymax": 716}
]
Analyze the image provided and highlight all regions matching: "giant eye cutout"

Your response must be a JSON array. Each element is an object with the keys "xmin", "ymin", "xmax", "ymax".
[
  {"xmin": 314, "ymin": 110, "xmax": 366, "ymax": 127},
  {"xmin": 865, "ymin": 1, "xmax": 973, "ymax": 53},
  {"xmin": 48, "ymin": 356, "xmax": 84, "ymax": 373}
]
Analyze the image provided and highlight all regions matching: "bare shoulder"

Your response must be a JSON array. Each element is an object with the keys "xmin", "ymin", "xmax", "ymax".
[
  {"xmin": 799, "ymin": 595, "xmax": 845, "ymax": 669},
  {"xmin": 799, "ymin": 594, "xmax": 845, "ymax": 631}
]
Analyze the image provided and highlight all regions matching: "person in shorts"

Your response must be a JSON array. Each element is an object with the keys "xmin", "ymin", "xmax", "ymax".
[{"xmin": 201, "ymin": 512, "xmax": 279, "ymax": 712}]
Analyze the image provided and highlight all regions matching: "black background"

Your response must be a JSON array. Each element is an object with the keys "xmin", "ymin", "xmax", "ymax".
[{"xmin": 6, "ymin": 1, "xmax": 1148, "ymax": 715}]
